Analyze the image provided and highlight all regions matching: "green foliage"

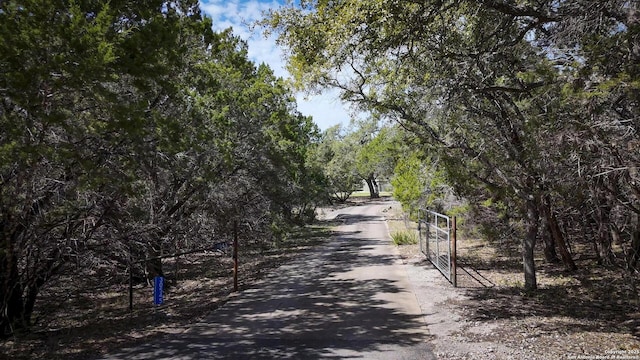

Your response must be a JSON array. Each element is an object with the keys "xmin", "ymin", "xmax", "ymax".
[
  {"xmin": 391, "ymin": 151, "xmax": 426, "ymax": 214},
  {"xmin": 446, "ymin": 203, "xmax": 470, "ymax": 229},
  {"xmin": 391, "ymin": 145, "xmax": 455, "ymax": 217},
  {"xmin": 0, "ymin": 0, "xmax": 324, "ymax": 336},
  {"xmin": 266, "ymin": 0, "xmax": 640, "ymax": 290},
  {"xmin": 313, "ymin": 124, "xmax": 362, "ymax": 202},
  {"xmin": 352, "ymin": 122, "xmax": 396, "ymax": 198},
  {"xmin": 314, "ymin": 120, "xmax": 398, "ymax": 202}
]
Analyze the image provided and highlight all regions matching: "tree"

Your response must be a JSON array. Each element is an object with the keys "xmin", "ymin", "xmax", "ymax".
[
  {"xmin": 391, "ymin": 150, "xmax": 426, "ymax": 215},
  {"xmin": 266, "ymin": 0, "xmax": 639, "ymax": 289},
  {"xmin": 352, "ymin": 122, "xmax": 396, "ymax": 199},
  {"xmin": 0, "ymin": 0, "xmax": 223, "ymax": 334},
  {"xmin": 314, "ymin": 125, "xmax": 362, "ymax": 203},
  {"xmin": 0, "ymin": 0, "xmax": 323, "ymax": 336}
]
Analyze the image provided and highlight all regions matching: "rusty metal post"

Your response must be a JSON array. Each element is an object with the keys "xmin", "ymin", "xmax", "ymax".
[
  {"xmin": 451, "ymin": 216, "xmax": 457, "ymax": 287},
  {"xmin": 233, "ymin": 220, "xmax": 239, "ymax": 292}
]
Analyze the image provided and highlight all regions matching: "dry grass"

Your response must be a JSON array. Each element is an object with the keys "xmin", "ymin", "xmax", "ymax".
[
  {"xmin": 383, "ymin": 204, "xmax": 418, "ymax": 234},
  {"xmin": 7, "ymin": 200, "xmax": 639, "ymax": 360},
  {"xmin": 386, "ymin": 200, "xmax": 640, "ymax": 358},
  {"xmin": 451, "ymin": 235, "xmax": 640, "ymax": 357}
]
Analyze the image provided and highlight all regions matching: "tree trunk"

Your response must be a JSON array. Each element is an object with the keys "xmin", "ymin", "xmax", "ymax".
[
  {"xmin": 145, "ymin": 242, "xmax": 164, "ymax": 286},
  {"xmin": 629, "ymin": 213, "xmax": 640, "ymax": 271},
  {"xmin": 326, "ymin": 195, "xmax": 334, "ymax": 206},
  {"xmin": 595, "ymin": 205, "xmax": 615, "ymax": 266},
  {"xmin": 523, "ymin": 199, "xmax": 539, "ymax": 291},
  {"xmin": 541, "ymin": 216, "xmax": 560, "ymax": 263},
  {"xmin": 23, "ymin": 251, "xmax": 62, "ymax": 325},
  {"xmin": 333, "ymin": 191, "xmax": 351, "ymax": 203},
  {"xmin": 541, "ymin": 198, "xmax": 577, "ymax": 271},
  {"xmin": 372, "ymin": 177, "xmax": 379, "ymax": 196},
  {"xmin": 548, "ymin": 213, "xmax": 577, "ymax": 271},
  {"xmin": 0, "ymin": 246, "xmax": 26, "ymax": 337},
  {"xmin": 365, "ymin": 175, "xmax": 380, "ymax": 199}
]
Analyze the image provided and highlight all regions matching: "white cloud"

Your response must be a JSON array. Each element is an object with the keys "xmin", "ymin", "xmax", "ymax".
[{"xmin": 199, "ymin": 0, "xmax": 351, "ymax": 131}]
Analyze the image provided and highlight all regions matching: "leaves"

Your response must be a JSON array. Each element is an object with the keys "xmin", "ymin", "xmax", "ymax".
[
  {"xmin": 0, "ymin": 0, "xmax": 323, "ymax": 335},
  {"xmin": 266, "ymin": 0, "xmax": 640, "ymax": 289}
]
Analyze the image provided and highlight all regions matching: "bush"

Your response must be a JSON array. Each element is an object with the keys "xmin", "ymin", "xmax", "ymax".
[{"xmin": 390, "ymin": 230, "xmax": 418, "ymax": 245}]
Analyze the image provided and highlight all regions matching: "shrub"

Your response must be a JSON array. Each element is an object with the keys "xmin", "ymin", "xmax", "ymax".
[{"xmin": 390, "ymin": 230, "xmax": 418, "ymax": 245}]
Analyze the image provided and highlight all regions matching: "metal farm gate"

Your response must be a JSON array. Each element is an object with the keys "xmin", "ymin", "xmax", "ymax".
[{"xmin": 418, "ymin": 209, "xmax": 457, "ymax": 287}]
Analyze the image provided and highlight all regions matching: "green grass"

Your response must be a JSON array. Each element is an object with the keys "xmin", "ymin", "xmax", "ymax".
[
  {"xmin": 390, "ymin": 230, "xmax": 418, "ymax": 245},
  {"xmin": 351, "ymin": 191, "xmax": 393, "ymax": 198}
]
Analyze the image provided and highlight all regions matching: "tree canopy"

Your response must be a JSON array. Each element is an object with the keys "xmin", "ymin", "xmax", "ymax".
[
  {"xmin": 0, "ymin": 0, "xmax": 322, "ymax": 336},
  {"xmin": 266, "ymin": 0, "xmax": 640, "ymax": 290}
]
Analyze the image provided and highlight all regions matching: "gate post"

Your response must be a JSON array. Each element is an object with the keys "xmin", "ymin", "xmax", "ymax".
[
  {"xmin": 425, "ymin": 210, "xmax": 429, "ymax": 257},
  {"xmin": 451, "ymin": 216, "xmax": 457, "ymax": 287},
  {"xmin": 233, "ymin": 220, "xmax": 239, "ymax": 292}
]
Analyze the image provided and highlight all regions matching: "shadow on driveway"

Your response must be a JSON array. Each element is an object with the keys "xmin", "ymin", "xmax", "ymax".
[{"xmin": 104, "ymin": 205, "xmax": 435, "ymax": 359}]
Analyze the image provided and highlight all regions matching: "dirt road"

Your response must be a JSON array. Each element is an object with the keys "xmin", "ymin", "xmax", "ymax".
[{"xmin": 103, "ymin": 201, "xmax": 436, "ymax": 359}]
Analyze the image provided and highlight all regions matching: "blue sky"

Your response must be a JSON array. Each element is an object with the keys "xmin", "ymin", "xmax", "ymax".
[{"xmin": 198, "ymin": 0, "xmax": 352, "ymax": 131}]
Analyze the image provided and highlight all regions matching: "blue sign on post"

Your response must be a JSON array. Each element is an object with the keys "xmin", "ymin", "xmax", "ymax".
[{"xmin": 153, "ymin": 276, "xmax": 164, "ymax": 305}]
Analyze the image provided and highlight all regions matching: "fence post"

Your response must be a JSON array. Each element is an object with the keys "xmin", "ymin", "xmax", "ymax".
[
  {"xmin": 425, "ymin": 210, "xmax": 429, "ymax": 258},
  {"xmin": 418, "ymin": 219, "xmax": 422, "ymax": 253},
  {"xmin": 451, "ymin": 216, "xmax": 457, "ymax": 287},
  {"xmin": 233, "ymin": 220, "xmax": 239, "ymax": 292},
  {"xmin": 129, "ymin": 239, "xmax": 133, "ymax": 312}
]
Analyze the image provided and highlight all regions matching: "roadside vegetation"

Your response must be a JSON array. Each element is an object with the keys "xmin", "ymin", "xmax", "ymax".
[
  {"xmin": 266, "ymin": 0, "xmax": 640, "ymax": 292},
  {"xmin": 390, "ymin": 231, "xmax": 418, "ymax": 246},
  {"xmin": 0, "ymin": 1, "xmax": 327, "ymax": 340},
  {"xmin": 2, "ymin": 0, "xmax": 640, "ymax": 357},
  {"xmin": 0, "ymin": 225, "xmax": 333, "ymax": 360},
  {"xmin": 388, "ymin": 201, "xmax": 639, "ymax": 357}
]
